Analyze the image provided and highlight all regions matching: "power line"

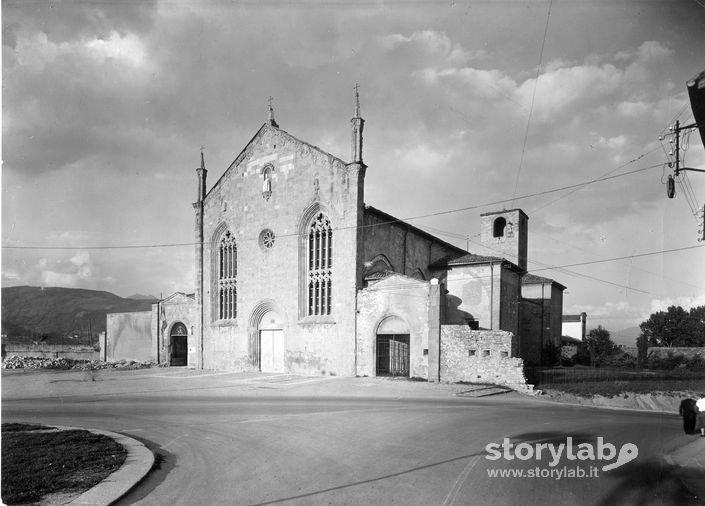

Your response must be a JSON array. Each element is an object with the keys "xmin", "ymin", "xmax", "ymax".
[
  {"xmin": 531, "ymin": 244, "xmax": 705, "ymax": 271},
  {"xmin": 361, "ymin": 243, "xmax": 705, "ymax": 296},
  {"xmin": 528, "ymin": 146, "xmax": 661, "ymax": 214},
  {"xmin": 461, "ymin": 233, "xmax": 652, "ymax": 294},
  {"xmin": 511, "ymin": 0, "xmax": 553, "ymax": 207},
  {"xmin": 1, "ymin": 162, "xmax": 665, "ymax": 251}
]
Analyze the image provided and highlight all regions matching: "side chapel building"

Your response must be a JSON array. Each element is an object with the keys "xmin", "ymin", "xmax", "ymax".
[{"xmin": 105, "ymin": 91, "xmax": 565, "ymax": 381}]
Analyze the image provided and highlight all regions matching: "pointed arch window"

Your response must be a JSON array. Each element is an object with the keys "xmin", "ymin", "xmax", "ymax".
[
  {"xmin": 218, "ymin": 231, "xmax": 237, "ymax": 320},
  {"xmin": 307, "ymin": 213, "xmax": 332, "ymax": 316}
]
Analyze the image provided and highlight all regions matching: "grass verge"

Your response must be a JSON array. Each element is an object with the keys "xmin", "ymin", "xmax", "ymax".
[
  {"xmin": 542, "ymin": 378, "xmax": 705, "ymax": 398},
  {"xmin": 1, "ymin": 423, "xmax": 127, "ymax": 504}
]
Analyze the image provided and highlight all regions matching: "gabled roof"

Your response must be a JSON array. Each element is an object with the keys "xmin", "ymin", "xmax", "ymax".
[
  {"xmin": 160, "ymin": 292, "xmax": 195, "ymax": 304},
  {"xmin": 480, "ymin": 208, "xmax": 529, "ymax": 220},
  {"xmin": 206, "ymin": 122, "xmax": 348, "ymax": 201},
  {"xmin": 562, "ymin": 314, "xmax": 586, "ymax": 323},
  {"xmin": 522, "ymin": 273, "xmax": 567, "ymax": 290},
  {"xmin": 561, "ymin": 335, "xmax": 582, "ymax": 345},
  {"xmin": 364, "ymin": 269, "xmax": 396, "ymax": 281},
  {"xmin": 363, "ymin": 271, "xmax": 429, "ymax": 288},
  {"xmin": 429, "ymin": 253, "xmax": 524, "ymax": 273}
]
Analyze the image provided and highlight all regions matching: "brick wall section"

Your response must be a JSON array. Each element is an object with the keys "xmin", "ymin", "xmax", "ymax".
[
  {"xmin": 440, "ymin": 326, "xmax": 532, "ymax": 392},
  {"xmin": 361, "ymin": 209, "xmax": 464, "ymax": 280}
]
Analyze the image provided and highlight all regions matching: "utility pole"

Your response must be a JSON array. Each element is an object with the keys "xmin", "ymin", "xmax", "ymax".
[
  {"xmin": 662, "ymin": 120, "xmax": 705, "ymax": 188},
  {"xmin": 661, "ymin": 120, "xmax": 704, "ymax": 241}
]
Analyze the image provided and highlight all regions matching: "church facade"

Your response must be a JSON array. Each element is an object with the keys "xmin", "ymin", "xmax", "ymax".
[{"xmin": 105, "ymin": 91, "xmax": 565, "ymax": 381}]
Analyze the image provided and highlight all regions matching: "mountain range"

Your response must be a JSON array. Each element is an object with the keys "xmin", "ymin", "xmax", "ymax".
[{"xmin": 1, "ymin": 286, "xmax": 156, "ymax": 342}]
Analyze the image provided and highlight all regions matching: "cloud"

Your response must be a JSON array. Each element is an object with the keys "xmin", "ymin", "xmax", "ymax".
[
  {"xmin": 2, "ymin": 269, "xmax": 21, "ymax": 282},
  {"xmin": 378, "ymin": 30, "xmax": 482, "ymax": 64},
  {"xmin": 37, "ymin": 251, "xmax": 94, "ymax": 288},
  {"xmin": 613, "ymin": 40, "xmax": 671, "ymax": 64},
  {"xmin": 408, "ymin": 39, "xmax": 676, "ymax": 129},
  {"xmin": 650, "ymin": 295, "xmax": 705, "ymax": 314},
  {"xmin": 41, "ymin": 270, "xmax": 83, "ymax": 288},
  {"xmin": 12, "ymin": 30, "xmax": 150, "ymax": 72},
  {"xmin": 70, "ymin": 251, "xmax": 93, "ymax": 279}
]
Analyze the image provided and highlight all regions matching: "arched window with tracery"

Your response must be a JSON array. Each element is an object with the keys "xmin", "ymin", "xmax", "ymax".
[
  {"xmin": 307, "ymin": 213, "xmax": 332, "ymax": 316},
  {"xmin": 218, "ymin": 230, "xmax": 237, "ymax": 320}
]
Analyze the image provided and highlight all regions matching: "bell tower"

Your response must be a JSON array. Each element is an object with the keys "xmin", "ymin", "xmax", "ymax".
[{"xmin": 480, "ymin": 209, "xmax": 528, "ymax": 271}]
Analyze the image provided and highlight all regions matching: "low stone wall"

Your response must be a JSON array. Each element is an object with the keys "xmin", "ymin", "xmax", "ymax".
[
  {"xmin": 622, "ymin": 346, "xmax": 705, "ymax": 359},
  {"xmin": 1, "ymin": 344, "xmax": 98, "ymax": 361},
  {"xmin": 440, "ymin": 326, "xmax": 533, "ymax": 393}
]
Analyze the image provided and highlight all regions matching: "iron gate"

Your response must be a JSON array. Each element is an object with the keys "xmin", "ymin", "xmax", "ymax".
[{"xmin": 376, "ymin": 334, "xmax": 410, "ymax": 377}]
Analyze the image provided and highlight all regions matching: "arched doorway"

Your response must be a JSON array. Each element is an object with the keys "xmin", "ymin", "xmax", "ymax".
[
  {"xmin": 170, "ymin": 322, "xmax": 188, "ymax": 366},
  {"xmin": 376, "ymin": 316, "xmax": 410, "ymax": 377},
  {"xmin": 258, "ymin": 310, "xmax": 284, "ymax": 372}
]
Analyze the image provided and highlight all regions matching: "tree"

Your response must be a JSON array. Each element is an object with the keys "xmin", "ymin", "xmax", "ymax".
[
  {"xmin": 639, "ymin": 305, "xmax": 705, "ymax": 348},
  {"xmin": 636, "ymin": 333, "xmax": 649, "ymax": 368},
  {"xmin": 577, "ymin": 326, "xmax": 618, "ymax": 366}
]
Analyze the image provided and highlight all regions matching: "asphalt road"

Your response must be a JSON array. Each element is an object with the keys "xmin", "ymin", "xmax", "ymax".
[{"xmin": 2, "ymin": 369, "xmax": 701, "ymax": 505}]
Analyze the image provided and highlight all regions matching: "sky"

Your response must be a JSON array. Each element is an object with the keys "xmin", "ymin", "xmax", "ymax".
[{"xmin": 3, "ymin": 0, "xmax": 705, "ymax": 338}]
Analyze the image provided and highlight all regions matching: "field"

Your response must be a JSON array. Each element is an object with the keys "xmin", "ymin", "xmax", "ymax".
[{"xmin": 527, "ymin": 366, "xmax": 705, "ymax": 397}]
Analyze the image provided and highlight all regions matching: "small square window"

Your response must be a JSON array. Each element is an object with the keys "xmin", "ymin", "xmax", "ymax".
[
  {"xmin": 500, "ymin": 351, "xmax": 509, "ymax": 358},
  {"xmin": 423, "ymin": 349, "xmax": 429, "ymax": 356},
  {"xmin": 469, "ymin": 349, "xmax": 477, "ymax": 357},
  {"xmin": 482, "ymin": 350, "xmax": 491, "ymax": 357}
]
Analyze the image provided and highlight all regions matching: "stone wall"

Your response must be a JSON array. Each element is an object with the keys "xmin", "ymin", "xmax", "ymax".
[
  {"xmin": 1, "ymin": 344, "xmax": 98, "ymax": 361},
  {"xmin": 439, "ymin": 326, "xmax": 531, "ymax": 392}
]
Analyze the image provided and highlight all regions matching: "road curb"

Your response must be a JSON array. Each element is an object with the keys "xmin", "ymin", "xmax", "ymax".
[
  {"xmin": 527, "ymin": 393, "xmax": 677, "ymax": 415},
  {"xmin": 46, "ymin": 426, "xmax": 155, "ymax": 506}
]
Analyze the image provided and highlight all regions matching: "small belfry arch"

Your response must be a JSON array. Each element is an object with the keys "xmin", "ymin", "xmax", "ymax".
[{"xmin": 493, "ymin": 217, "xmax": 507, "ymax": 238}]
